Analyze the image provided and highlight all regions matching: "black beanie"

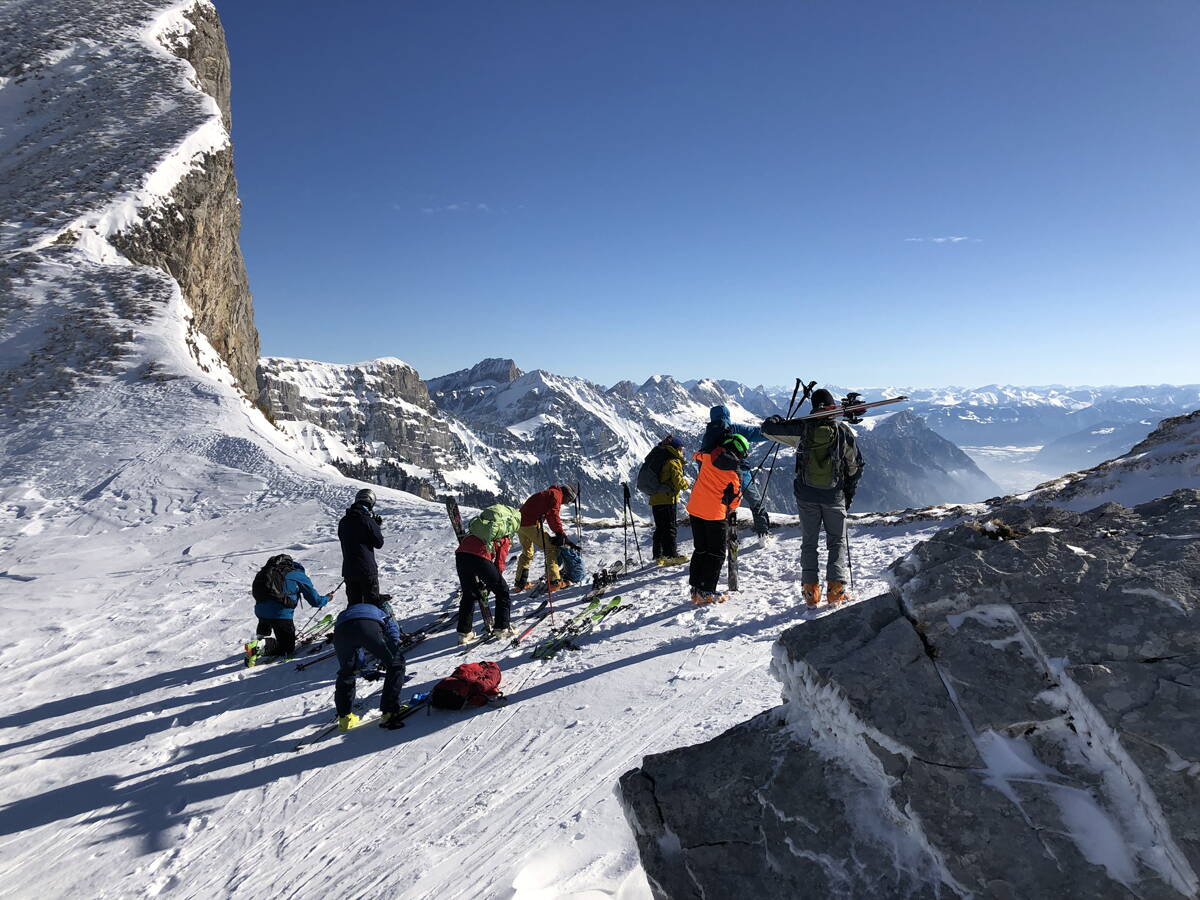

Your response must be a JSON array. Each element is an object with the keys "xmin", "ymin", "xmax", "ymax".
[{"xmin": 811, "ymin": 389, "xmax": 836, "ymax": 411}]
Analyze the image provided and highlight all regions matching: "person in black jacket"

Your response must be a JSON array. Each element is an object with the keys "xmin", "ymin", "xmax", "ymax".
[{"xmin": 338, "ymin": 488, "xmax": 385, "ymax": 604}]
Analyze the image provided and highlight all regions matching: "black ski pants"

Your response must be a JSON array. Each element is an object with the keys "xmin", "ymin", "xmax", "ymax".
[
  {"xmin": 333, "ymin": 619, "xmax": 405, "ymax": 717},
  {"xmin": 652, "ymin": 503, "xmax": 679, "ymax": 558},
  {"xmin": 688, "ymin": 516, "xmax": 728, "ymax": 593},
  {"xmin": 455, "ymin": 552, "xmax": 511, "ymax": 633},
  {"xmin": 345, "ymin": 575, "xmax": 380, "ymax": 605},
  {"xmin": 255, "ymin": 618, "xmax": 297, "ymax": 656}
]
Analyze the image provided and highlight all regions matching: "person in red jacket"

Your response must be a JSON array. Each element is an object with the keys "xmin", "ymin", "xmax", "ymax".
[
  {"xmin": 514, "ymin": 484, "xmax": 578, "ymax": 590},
  {"xmin": 685, "ymin": 435, "xmax": 746, "ymax": 604},
  {"xmin": 455, "ymin": 528, "xmax": 515, "ymax": 643}
]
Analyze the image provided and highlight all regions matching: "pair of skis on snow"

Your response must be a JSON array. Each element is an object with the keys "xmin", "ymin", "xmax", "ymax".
[
  {"xmin": 293, "ymin": 688, "xmax": 430, "ymax": 750},
  {"xmin": 243, "ymin": 612, "xmax": 336, "ymax": 667},
  {"xmin": 510, "ymin": 558, "xmax": 624, "ymax": 650}
]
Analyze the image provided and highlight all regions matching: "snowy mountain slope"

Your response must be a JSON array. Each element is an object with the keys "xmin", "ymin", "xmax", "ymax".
[
  {"xmin": 0, "ymin": 476, "xmax": 939, "ymax": 898},
  {"xmin": 1024, "ymin": 409, "xmax": 1200, "ymax": 510}
]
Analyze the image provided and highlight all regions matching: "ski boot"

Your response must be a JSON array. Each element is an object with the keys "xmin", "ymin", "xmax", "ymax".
[
  {"xmin": 548, "ymin": 579, "xmax": 571, "ymax": 591},
  {"xmin": 513, "ymin": 568, "xmax": 530, "ymax": 592},
  {"xmin": 826, "ymin": 582, "xmax": 848, "ymax": 606},
  {"xmin": 492, "ymin": 625, "xmax": 517, "ymax": 641},
  {"xmin": 379, "ymin": 711, "xmax": 405, "ymax": 730},
  {"xmin": 456, "ymin": 630, "xmax": 477, "ymax": 646},
  {"xmin": 338, "ymin": 713, "xmax": 360, "ymax": 732},
  {"xmin": 802, "ymin": 583, "xmax": 821, "ymax": 607},
  {"xmin": 663, "ymin": 555, "xmax": 689, "ymax": 566}
]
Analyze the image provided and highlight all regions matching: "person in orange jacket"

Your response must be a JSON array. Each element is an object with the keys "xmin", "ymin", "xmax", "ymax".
[{"xmin": 685, "ymin": 434, "xmax": 747, "ymax": 604}]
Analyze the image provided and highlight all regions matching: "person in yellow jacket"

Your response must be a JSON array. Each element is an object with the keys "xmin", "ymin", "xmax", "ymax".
[
  {"xmin": 647, "ymin": 436, "xmax": 691, "ymax": 565},
  {"xmin": 685, "ymin": 434, "xmax": 746, "ymax": 604}
]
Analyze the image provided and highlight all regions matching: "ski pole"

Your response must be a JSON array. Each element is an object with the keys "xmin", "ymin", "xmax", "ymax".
[
  {"xmin": 845, "ymin": 517, "xmax": 855, "ymax": 597},
  {"xmin": 539, "ymin": 515, "xmax": 557, "ymax": 625},
  {"xmin": 760, "ymin": 379, "xmax": 815, "ymax": 501},
  {"xmin": 622, "ymin": 483, "xmax": 644, "ymax": 566},
  {"xmin": 753, "ymin": 378, "xmax": 803, "ymax": 475},
  {"xmin": 575, "ymin": 482, "xmax": 582, "ymax": 546},
  {"xmin": 621, "ymin": 486, "xmax": 629, "ymax": 566}
]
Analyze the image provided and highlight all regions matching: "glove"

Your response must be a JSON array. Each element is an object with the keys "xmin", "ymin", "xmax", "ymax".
[
  {"xmin": 550, "ymin": 534, "xmax": 565, "ymax": 547},
  {"xmin": 567, "ymin": 540, "xmax": 581, "ymax": 551},
  {"xmin": 373, "ymin": 514, "xmax": 383, "ymax": 526},
  {"xmin": 721, "ymin": 484, "xmax": 736, "ymax": 506},
  {"xmin": 318, "ymin": 595, "xmax": 330, "ymax": 608}
]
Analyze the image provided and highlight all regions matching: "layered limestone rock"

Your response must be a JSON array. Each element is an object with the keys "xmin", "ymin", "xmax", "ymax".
[
  {"xmin": 112, "ymin": 2, "xmax": 260, "ymax": 401},
  {"xmin": 0, "ymin": 0, "xmax": 260, "ymax": 405},
  {"xmin": 621, "ymin": 491, "xmax": 1200, "ymax": 899},
  {"xmin": 257, "ymin": 356, "xmax": 501, "ymax": 503}
]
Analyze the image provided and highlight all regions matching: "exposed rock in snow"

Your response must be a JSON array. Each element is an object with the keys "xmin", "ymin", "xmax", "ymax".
[{"xmin": 620, "ymin": 490, "xmax": 1200, "ymax": 899}]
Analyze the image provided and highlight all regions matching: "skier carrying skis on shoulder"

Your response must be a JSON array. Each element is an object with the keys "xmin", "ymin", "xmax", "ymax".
[
  {"xmin": 514, "ymin": 484, "xmax": 578, "ymax": 591},
  {"xmin": 686, "ymin": 434, "xmax": 746, "ymax": 604},
  {"xmin": 332, "ymin": 596, "xmax": 407, "ymax": 730},
  {"xmin": 338, "ymin": 488, "xmax": 384, "ymax": 604},
  {"xmin": 761, "ymin": 388, "xmax": 864, "ymax": 607},
  {"xmin": 455, "ymin": 504, "xmax": 521, "ymax": 644},
  {"xmin": 638, "ymin": 435, "xmax": 690, "ymax": 565},
  {"xmin": 248, "ymin": 555, "xmax": 332, "ymax": 663},
  {"xmin": 700, "ymin": 405, "xmax": 772, "ymax": 538}
]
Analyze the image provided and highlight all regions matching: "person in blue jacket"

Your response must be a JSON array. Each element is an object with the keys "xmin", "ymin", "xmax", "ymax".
[
  {"xmin": 250, "ymin": 556, "xmax": 331, "ymax": 661},
  {"xmin": 699, "ymin": 405, "xmax": 772, "ymax": 537},
  {"xmin": 333, "ymin": 599, "xmax": 407, "ymax": 731},
  {"xmin": 338, "ymin": 488, "xmax": 385, "ymax": 603}
]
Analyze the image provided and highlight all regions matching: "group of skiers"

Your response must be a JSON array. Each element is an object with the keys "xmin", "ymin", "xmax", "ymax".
[
  {"xmin": 634, "ymin": 390, "xmax": 863, "ymax": 606},
  {"xmin": 247, "ymin": 386, "xmax": 865, "ymax": 730}
]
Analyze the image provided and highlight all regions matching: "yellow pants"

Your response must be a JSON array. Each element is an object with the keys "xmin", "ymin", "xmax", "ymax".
[{"xmin": 517, "ymin": 524, "xmax": 561, "ymax": 581}]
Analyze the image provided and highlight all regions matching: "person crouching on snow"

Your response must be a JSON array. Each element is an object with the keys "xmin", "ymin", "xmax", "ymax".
[{"xmin": 333, "ymin": 598, "xmax": 406, "ymax": 731}]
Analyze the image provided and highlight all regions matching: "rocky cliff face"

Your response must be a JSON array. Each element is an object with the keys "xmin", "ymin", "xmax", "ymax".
[
  {"xmin": 0, "ymin": 0, "xmax": 259, "ymax": 411},
  {"xmin": 256, "ymin": 356, "xmax": 502, "ymax": 503},
  {"xmin": 111, "ymin": 2, "xmax": 260, "ymax": 401},
  {"xmin": 620, "ymin": 490, "xmax": 1200, "ymax": 899}
]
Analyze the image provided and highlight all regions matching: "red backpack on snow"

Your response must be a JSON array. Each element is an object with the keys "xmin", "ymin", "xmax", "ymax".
[{"xmin": 431, "ymin": 662, "xmax": 503, "ymax": 710}]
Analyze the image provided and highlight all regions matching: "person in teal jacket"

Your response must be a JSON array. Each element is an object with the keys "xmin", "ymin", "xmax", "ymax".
[
  {"xmin": 700, "ymin": 405, "xmax": 772, "ymax": 536},
  {"xmin": 251, "ymin": 559, "xmax": 331, "ymax": 660}
]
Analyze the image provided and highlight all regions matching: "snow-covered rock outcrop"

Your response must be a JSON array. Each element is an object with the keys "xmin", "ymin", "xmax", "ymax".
[{"xmin": 620, "ymin": 490, "xmax": 1199, "ymax": 899}]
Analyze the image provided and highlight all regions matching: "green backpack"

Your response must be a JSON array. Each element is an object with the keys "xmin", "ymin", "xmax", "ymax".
[
  {"xmin": 799, "ymin": 422, "xmax": 842, "ymax": 489},
  {"xmin": 467, "ymin": 504, "xmax": 521, "ymax": 545}
]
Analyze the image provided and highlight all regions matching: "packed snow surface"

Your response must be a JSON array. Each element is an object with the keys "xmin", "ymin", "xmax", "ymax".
[{"xmin": 0, "ymin": 442, "xmax": 932, "ymax": 897}]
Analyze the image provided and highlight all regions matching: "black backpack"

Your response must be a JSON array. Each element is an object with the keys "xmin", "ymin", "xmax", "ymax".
[
  {"xmin": 636, "ymin": 445, "xmax": 672, "ymax": 496},
  {"xmin": 252, "ymin": 554, "xmax": 298, "ymax": 607}
]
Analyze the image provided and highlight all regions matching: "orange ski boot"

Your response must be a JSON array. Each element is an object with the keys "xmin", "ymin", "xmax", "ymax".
[
  {"xmin": 802, "ymin": 583, "xmax": 822, "ymax": 607},
  {"xmin": 826, "ymin": 581, "xmax": 848, "ymax": 606}
]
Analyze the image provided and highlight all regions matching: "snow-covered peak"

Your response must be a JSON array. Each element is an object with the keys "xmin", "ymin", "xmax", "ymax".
[{"xmin": 1028, "ymin": 408, "xmax": 1200, "ymax": 510}]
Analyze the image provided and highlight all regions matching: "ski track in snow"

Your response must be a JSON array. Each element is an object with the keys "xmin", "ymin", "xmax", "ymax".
[{"xmin": 0, "ymin": 468, "xmax": 933, "ymax": 899}]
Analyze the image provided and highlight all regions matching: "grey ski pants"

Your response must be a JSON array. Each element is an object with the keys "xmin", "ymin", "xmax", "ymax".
[{"xmin": 797, "ymin": 501, "xmax": 848, "ymax": 584}]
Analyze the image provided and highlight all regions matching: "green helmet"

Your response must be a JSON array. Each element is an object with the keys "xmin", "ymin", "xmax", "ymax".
[{"xmin": 723, "ymin": 434, "xmax": 750, "ymax": 457}]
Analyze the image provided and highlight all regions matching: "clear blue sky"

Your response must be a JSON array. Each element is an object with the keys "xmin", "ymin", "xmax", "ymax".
[{"xmin": 221, "ymin": 0, "xmax": 1199, "ymax": 389}]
